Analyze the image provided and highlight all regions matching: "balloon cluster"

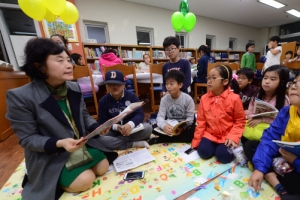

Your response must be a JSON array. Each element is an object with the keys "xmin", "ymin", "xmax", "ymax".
[
  {"xmin": 18, "ymin": 0, "xmax": 79, "ymax": 24},
  {"xmin": 171, "ymin": 0, "xmax": 196, "ymax": 32}
]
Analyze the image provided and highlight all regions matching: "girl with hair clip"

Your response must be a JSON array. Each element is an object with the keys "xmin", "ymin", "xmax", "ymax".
[
  {"xmin": 242, "ymin": 65, "xmax": 290, "ymax": 144},
  {"xmin": 192, "ymin": 65, "xmax": 246, "ymax": 164}
]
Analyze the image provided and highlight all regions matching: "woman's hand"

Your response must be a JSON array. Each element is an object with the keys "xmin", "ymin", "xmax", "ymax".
[
  {"xmin": 225, "ymin": 139, "xmax": 238, "ymax": 148},
  {"xmin": 279, "ymin": 148, "xmax": 297, "ymax": 164},
  {"xmin": 248, "ymin": 170, "xmax": 264, "ymax": 191},
  {"xmin": 57, "ymin": 137, "xmax": 87, "ymax": 153},
  {"xmin": 247, "ymin": 118, "xmax": 262, "ymax": 128},
  {"xmin": 163, "ymin": 124, "xmax": 174, "ymax": 136}
]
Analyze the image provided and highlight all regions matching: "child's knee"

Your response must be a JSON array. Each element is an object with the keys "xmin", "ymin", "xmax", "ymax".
[
  {"xmin": 197, "ymin": 145, "xmax": 214, "ymax": 160},
  {"xmin": 215, "ymin": 146, "xmax": 234, "ymax": 164}
]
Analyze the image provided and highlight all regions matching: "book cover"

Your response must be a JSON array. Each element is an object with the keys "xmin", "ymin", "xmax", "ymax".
[
  {"xmin": 154, "ymin": 120, "xmax": 187, "ymax": 137},
  {"xmin": 272, "ymin": 140, "xmax": 300, "ymax": 157}
]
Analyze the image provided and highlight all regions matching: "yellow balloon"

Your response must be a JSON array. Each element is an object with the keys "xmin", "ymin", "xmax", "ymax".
[
  {"xmin": 44, "ymin": 0, "xmax": 66, "ymax": 16},
  {"xmin": 60, "ymin": 1, "xmax": 79, "ymax": 25},
  {"xmin": 18, "ymin": 0, "xmax": 46, "ymax": 21},
  {"xmin": 45, "ymin": 9, "xmax": 56, "ymax": 22}
]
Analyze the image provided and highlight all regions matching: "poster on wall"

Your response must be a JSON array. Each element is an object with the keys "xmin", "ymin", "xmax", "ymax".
[{"xmin": 42, "ymin": 18, "xmax": 78, "ymax": 42}]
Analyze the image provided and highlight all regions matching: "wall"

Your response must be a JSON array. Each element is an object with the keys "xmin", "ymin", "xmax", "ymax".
[
  {"xmin": 38, "ymin": 0, "xmax": 84, "ymax": 57},
  {"xmin": 75, "ymin": 0, "xmax": 268, "ymax": 53}
]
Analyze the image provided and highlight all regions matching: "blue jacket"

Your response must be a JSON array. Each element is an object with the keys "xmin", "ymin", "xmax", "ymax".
[
  {"xmin": 194, "ymin": 54, "xmax": 209, "ymax": 83},
  {"xmin": 98, "ymin": 90, "xmax": 144, "ymax": 127},
  {"xmin": 253, "ymin": 106, "xmax": 300, "ymax": 174}
]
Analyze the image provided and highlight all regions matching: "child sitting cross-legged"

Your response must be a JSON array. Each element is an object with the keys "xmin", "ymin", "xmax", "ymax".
[
  {"xmin": 191, "ymin": 65, "xmax": 246, "ymax": 164},
  {"xmin": 148, "ymin": 70, "xmax": 195, "ymax": 145},
  {"xmin": 246, "ymin": 70, "xmax": 300, "ymax": 200}
]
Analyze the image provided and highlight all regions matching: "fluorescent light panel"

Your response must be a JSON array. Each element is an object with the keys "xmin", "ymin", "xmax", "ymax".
[
  {"xmin": 258, "ymin": 0, "xmax": 286, "ymax": 9},
  {"xmin": 286, "ymin": 9, "xmax": 300, "ymax": 18}
]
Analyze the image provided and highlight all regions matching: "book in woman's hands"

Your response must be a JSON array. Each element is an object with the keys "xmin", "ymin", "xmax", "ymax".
[
  {"xmin": 78, "ymin": 102, "xmax": 145, "ymax": 143},
  {"xmin": 272, "ymin": 140, "xmax": 300, "ymax": 157},
  {"xmin": 154, "ymin": 119, "xmax": 187, "ymax": 136},
  {"xmin": 251, "ymin": 98, "xmax": 278, "ymax": 118}
]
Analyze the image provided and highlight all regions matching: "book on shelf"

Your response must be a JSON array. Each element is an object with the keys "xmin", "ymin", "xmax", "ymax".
[
  {"xmin": 154, "ymin": 119, "xmax": 187, "ymax": 137},
  {"xmin": 121, "ymin": 50, "xmax": 149, "ymax": 59},
  {"xmin": 215, "ymin": 53, "xmax": 221, "ymax": 60},
  {"xmin": 221, "ymin": 53, "xmax": 228, "ymax": 60},
  {"xmin": 94, "ymin": 60, "xmax": 100, "ymax": 71},
  {"xmin": 178, "ymin": 52, "xmax": 192, "ymax": 59},
  {"xmin": 251, "ymin": 98, "xmax": 278, "ymax": 118},
  {"xmin": 272, "ymin": 140, "xmax": 300, "ymax": 157},
  {"xmin": 76, "ymin": 101, "xmax": 145, "ymax": 144},
  {"xmin": 229, "ymin": 54, "xmax": 239, "ymax": 60},
  {"xmin": 153, "ymin": 50, "xmax": 168, "ymax": 59}
]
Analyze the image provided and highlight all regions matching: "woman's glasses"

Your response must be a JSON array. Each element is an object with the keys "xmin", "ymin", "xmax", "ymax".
[{"xmin": 286, "ymin": 80, "xmax": 300, "ymax": 89}]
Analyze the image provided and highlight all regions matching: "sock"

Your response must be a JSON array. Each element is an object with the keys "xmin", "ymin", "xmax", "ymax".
[
  {"xmin": 132, "ymin": 141, "xmax": 150, "ymax": 149},
  {"xmin": 275, "ymin": 183, "xmax": 288, "ymax": 197}
]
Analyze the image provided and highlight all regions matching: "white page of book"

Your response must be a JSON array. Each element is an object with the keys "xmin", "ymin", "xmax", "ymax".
[
  {"xmin": 176, "ymin": 145, "xmax": 200, "ymax": 163},
  {"xmin": 166, "ymin": 119, "xmax": 179, "ymax": 127},
  {"xmin": 113, "ymin": 148, "xmax": 155, "ymax": 173}
]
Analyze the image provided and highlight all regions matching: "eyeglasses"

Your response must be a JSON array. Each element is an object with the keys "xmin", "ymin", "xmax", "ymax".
[
  {"xmin": 286, "ymin": 80, "xmax": 300, "ymax": 89},
  {"xmin": 164, "ymin": 47, "xmax": 177, "ymax": 53},
  {"xmin": 206, "ymin": 77, "xmax": 224, "ymax": 82},
  {"xmin": 237, "ymin": 77, "xmax": 248, "ymax": 81}
]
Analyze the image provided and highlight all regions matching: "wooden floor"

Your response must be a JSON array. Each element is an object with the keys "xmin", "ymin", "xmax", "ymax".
[{"xmin": 0, "ymin": 100, "xmax": 199, "ymax": 199}]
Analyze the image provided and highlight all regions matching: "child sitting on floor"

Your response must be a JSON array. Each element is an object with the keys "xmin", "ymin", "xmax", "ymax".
[
  {"xmin": 246, "ymin": 70, "xmax": 300, "ymax": 200},
  {"xmin": 231, "ymin": 68, "xmax": 258, "ymax": 111},
  {"xmin": 148, "ymin": 70, "xmax": 195, "ymax": 145},
  {"xmin": 191, "ymin": 65, "xmax": 246, "ymax": 164},
  {"xmin": 97, "ymin": 70, "xmax": 152, "ymax": 150},
  {"xmin": 242, "ymin": 65, "xmax": 290, "ymax": 144}
]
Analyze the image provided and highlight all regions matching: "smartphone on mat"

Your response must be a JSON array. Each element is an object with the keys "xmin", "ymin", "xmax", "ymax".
[
  {"xmin": 184, "ymin": 148, "xmax": 195, "ymax": 155},
  {"xmin": 123, "ymin": 171, "xmax": 145, "ymax": 180}
]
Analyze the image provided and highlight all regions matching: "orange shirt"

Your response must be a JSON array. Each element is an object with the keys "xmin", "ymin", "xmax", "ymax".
[{"xmin": 192, "ymin": 88, "xmax": 246, "ymax": 148}]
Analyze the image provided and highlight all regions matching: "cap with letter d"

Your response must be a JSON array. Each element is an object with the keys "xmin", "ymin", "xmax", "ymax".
[{"xmin": 104, "ymin": 70, "xmax": 125, "ymax": 84}]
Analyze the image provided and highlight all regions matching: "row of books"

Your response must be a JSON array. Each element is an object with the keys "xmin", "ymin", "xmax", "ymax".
[
  {"xmin": 211, "ymin": 52, "xmax": 240, "ymax": 60},
  {"xmin": 87, "ymin": 60, "xmax": 100, "ymax": 71},
  {"xmin": 120, "ymin": 49, "xmax": 149, "ymax": 59},
  {"xmin": 178, "ymin": 51, "xmax": 193, "ymax": 59}
]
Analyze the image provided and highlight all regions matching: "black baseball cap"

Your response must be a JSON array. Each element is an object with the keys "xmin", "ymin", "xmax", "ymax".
[{"xmin": 104, "ymin": 70, "xmax": 125, "ymax": 84}]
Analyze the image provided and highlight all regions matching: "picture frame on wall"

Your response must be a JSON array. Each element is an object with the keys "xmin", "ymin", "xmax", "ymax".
[{"xmin": 42, "ymin": 18, "xmax": 78, "ymax": 42}]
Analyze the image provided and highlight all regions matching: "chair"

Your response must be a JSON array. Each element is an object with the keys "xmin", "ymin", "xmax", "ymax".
[
  {"xmin": 227, "ymin": 62, "xmax": 240, "ymax": 72},
  {"xmin": 256, "ymin": 63, "xmax": 264, "ymax": 70},
  {"xmin": 72, "ymin": 65, "xmax": 98, "ymax": 120},
  {"xmin": 149, "ymin": 62, "xmax": 164, "ymax": 112},
  {"xmin": 103, "ymin": 64, "xmax": 139, "ymax": 97},
  {"xmin": 193, "ymin": 62, "xmax": 221, "ymax": 103}
]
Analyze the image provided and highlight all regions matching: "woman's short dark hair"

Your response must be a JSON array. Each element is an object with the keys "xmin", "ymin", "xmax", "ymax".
[
  {"xmin": 103, "ymin": 48, "xmax": 117, "ymax": 55},
  {"xmin": 50, "ymin": 34, "xmax": 68, "ymax": 47},
  {"xmin": 71, "ymin": 53, "xmax": 82, "ymax": 65},
  {"xmin": 22, "ymin": 38, "xmax": 70, "ymax": 80},
  {"xmin": 245, "ymin": 42, "xmax": 255, "ymax": 51},
  {"xmin": 163, "ymin": 36, "xmax": 180, "ymax": 49}
]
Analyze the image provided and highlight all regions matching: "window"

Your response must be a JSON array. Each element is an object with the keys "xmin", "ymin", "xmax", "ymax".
[
  {"xmin": 136, "ymin": 27, "xmax": 153, "ymax": 46},
  {"xmin": 175, "ymin": 32, "xmax": 188, "ymax": 48},
  {"xmin": 84, "ymin": 21, "xmax": 109, "ymax": 43},
  {"xmin": 229, "ymin": 38, "xmax": 237, "ymax": 50},
  {"xmin": 206, "ymin": 35, "xmax": 215, "ymax": 49}
]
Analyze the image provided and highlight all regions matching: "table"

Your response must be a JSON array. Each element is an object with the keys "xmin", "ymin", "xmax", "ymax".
[{"xmin": 126, "ymin": 73, "xmax": 162, "ymax": 84}]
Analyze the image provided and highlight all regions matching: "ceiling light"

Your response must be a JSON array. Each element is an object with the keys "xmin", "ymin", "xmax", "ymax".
[
  {"xmin": 258, "ymin": 0, "xmax": 286, "ymax": 9},
  {"xmin": 286, "ymin": 9, "xmax": 300, "ymax": 18}
]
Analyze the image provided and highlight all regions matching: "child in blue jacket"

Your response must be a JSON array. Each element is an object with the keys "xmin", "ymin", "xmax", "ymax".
[{"xmin": 246, "ymin": 70, "xmax": 300, "ymax": 199}]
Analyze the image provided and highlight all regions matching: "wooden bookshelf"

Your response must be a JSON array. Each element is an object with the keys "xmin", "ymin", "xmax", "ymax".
[{"xmin": 210, "ymin": 49, "xmax": 260, "ymax": 63}]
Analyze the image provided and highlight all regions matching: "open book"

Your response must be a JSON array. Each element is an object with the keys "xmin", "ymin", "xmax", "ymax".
[
  {"xmin": 154, "ymin": 119, "xmax": 187, "ymax": 137},
  {"xmin": 80, "ymin": 102, "xmax": 145, "ymax": 142},
  {"xmin": 251, "ymin": 98, "xmax": 278, "ymax": 118},
  {"xmin": 273, "ymin": 140, "xmax": 300, "ymax": 157}
]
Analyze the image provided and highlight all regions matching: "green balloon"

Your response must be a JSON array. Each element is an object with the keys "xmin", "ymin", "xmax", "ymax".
[
  {"xmin": 183, "ymin": 12, "xmax": 196, "ymax": 32},
  {"xmin": 179, "ymin": 0, "xmax": 189, "ymax": 16},
  {"xmin": 171, "ymin": 11, "xmax": 184, "ymax": 32}
]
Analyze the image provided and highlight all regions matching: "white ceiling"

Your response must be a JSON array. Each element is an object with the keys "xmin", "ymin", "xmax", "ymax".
[{"xmin": 124, "ymin": 0, "xmax": 300, "ymax": 28}]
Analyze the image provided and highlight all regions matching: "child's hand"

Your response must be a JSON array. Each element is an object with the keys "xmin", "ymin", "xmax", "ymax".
[
  {"xmin": 279, "ymin": 148, "xmax": 297, "ymax": 164},
  {"xmin": 247, "ymin": 118, "xmax": 262, "ymax": 128},
  {"xmin": 163, "ymin": 124, "xmax": 174, "ymax": 136},
  {"xmin": 175, "ymin": 127, "xmax": 184, "ymax": 136},
  {"xmin": 121, "ymin": 124, "xmax": 131, "ymax": 136},
  {"xmin": 225, "ymin": 139, "xmax": 238, "ymax": 148},
  {"xmin": 248, "ymin": 170, "xmax": 264, "ymax": 191}
]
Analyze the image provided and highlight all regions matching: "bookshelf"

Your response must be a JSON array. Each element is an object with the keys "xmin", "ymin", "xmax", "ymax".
[{"xmin": 210, "ymin": 49, "xmax": 261, "ymax": 63}]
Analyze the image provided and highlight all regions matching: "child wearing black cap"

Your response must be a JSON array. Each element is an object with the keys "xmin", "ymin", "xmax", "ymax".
[{"xmin": 97, "ymin": 70, "xmax": 152, "ymax": 150}]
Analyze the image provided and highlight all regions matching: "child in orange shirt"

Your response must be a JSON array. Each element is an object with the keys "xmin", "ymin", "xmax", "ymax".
[{"xmin": 192, "ymin": 65, "xmax": 246, "ymax": 164}]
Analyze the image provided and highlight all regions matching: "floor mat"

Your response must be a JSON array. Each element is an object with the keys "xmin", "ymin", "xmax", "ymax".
[{"xmin": 0, "ymin": 143, "xmax": 235, "ymax": 200}]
